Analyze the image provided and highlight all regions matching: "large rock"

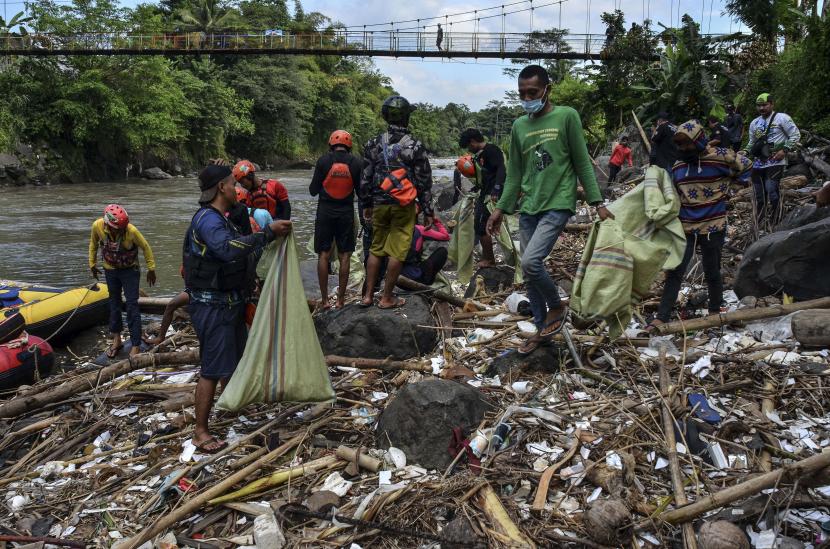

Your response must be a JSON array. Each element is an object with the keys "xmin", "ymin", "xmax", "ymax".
[
  {"xmin": 376, "ymin": 380, "xmax": 493, "ymax": 470},
  {"xmin": 0, "ymin": 153, "xmax": 21, "ymax": 170},
  {"xmin": 488, "ymin": 346, "xmax": 563, "ymax": 376},
  {"xmin": 464, "ymin": 266, "xmax": 515, "ymax": 298},
  {"xmin": 314, "ymin": 295, "xmax": 438, "ymax": 359},
  {"xmin": 142, "ymin": 167, "xmax": 173, "ymax": 180},
  {"xmin": 432, "ymin": 176, "xmax": 458, "ymax": 212},
  {"xmin": 775, "ymin": 204, "xmax": 830, "ymax": 231},
  {"xmin": 734, "ymin": 217, "xmax": 830, "ymax": 300}
]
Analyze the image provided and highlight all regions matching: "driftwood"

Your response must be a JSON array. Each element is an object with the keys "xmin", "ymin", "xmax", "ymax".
[
  {"xmin": 659, "ymin": 357, "xmax": 698, "ymax": 549},
  {"xmin": 0, "ymin": 349, "xmax": 200, "ymax": 419},
  {"xmin": 654, "ymin": 296, "xmax": 830, "ymax": 335},
  {"xmin": 792, "ymin": 309, "xmax": 830, "ymax": 346},
  {"xmin": 325, "ymin": 355, "xmax": 432, "ymax": 373},
  {"xmin": 802, "ymin": 152, "xmax": 830, "ymax": 177},
  {"xmin": 654, "ymin": 449, "xmax": 830, "ymax": 525},
  {"xmin": 397, "ymin": 275, "xmax": 485, "ymax": 310},
  {"xmin": 0, "ymin": 535, "xmax": 85, "ymax": 548},
  {"xmin": 531, "ymin": 430, "xmax": 581, "ymax": 512}
]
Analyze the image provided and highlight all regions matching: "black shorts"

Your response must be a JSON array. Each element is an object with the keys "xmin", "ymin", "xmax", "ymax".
[
  {"xmin": 474, "ymin": 197, "xmax": 491, "ymax": 237},
  {"xmin": 314, "ymin": 204, "xmax": 356, "ymax": 253}
]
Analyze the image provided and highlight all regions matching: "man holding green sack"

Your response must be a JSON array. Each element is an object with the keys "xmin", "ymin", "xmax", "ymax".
[
  {"xmin": 183, "ymin": 164, "xmax": 291, "ymax": 454},
  {"xmin": 487, "ymin": 64, "xmax": 612, "ymax": 355}
]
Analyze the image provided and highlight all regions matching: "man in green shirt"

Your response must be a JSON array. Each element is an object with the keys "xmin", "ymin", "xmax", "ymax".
[{"xmin": 487, "ymin": 64, "xmax": 612, "ymax": 354}]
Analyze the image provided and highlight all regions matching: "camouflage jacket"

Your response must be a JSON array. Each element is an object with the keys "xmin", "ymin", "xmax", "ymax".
[{"xmin": 358, "ymin": 125, "xmax": 433, "ymax": 216}]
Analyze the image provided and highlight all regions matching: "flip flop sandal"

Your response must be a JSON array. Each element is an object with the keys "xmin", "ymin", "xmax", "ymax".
[
  {"xmin": 194, "ymin": 436, "xmax": 228, "ymax": 454},
  {"xmin": 540, "ymin": 308, "xmax": 569, "ymax": 337},
  {"xmin": 518, "ymin": 334, "xmax": 552, "ymax": 356},
  {"xmin": 106, "ymin": 344, "xmax": 123, "ymax": 359},
  {"xmin": 377, "ymin": 298, "xmax": 406, "ymax": 310}
]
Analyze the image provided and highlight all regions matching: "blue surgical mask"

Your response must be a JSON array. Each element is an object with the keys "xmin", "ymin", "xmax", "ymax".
[{"xmin": 521, "ymin": 87, "xmax": 548, "ymax": 115}]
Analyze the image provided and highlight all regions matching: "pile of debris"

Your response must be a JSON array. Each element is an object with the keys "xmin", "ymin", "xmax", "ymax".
[{"xmin": 1, "ymin": 180, "xmax": 830, "ymax": 549}]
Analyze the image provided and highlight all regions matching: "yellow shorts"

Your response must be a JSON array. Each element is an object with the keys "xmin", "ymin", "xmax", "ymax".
[{"xmin": 369, "ymin": 204, "xmax": 416, "ymax": 262}]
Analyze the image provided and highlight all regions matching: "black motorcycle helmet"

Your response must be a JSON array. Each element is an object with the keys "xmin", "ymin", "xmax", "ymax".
[{"xmin": 381, "ymin": 95, "xmax": 416, "ymax": 126}]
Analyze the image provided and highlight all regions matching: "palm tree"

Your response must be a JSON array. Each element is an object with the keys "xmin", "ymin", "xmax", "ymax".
[{"xmin": 173, "ymin": 0, "xmax": 242, "ymax": 33}]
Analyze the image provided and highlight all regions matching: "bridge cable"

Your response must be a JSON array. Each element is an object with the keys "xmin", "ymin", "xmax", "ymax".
[
  {"xmin": 390, "ymin": 0, "xmax": 566, "ymax": 32},
  {"xmin": 340, "ymin": 0, "xmax": 532, "ymax": 29}
]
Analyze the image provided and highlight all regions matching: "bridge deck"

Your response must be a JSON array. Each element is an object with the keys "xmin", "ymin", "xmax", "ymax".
[{"xmin": 0, "ymin": 30, "xmax": 742, "ymax": 58}]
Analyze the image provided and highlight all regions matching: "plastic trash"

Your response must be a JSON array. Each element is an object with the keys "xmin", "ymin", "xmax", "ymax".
[
  {"xmin": 688, "ymin": 393, "xmax": 722, "ymax": 424},
  {"xmin": 253, "ymin": 512, "xmax": 286, "ymax": 549}
]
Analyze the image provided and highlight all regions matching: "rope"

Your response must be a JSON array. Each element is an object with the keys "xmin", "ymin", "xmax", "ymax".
[
  {"xmin": 390, "ymin": 0, "xmax": 567, "ymax": 32},
  {"xmin": 346, "ymin": 0, "xmax": 532, "ymax": 29}
]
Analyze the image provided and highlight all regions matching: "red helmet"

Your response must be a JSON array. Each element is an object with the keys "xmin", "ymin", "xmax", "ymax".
[
  {"xmin": 456, "ymin": 155, "xmax": 476, "ymax": 178},
  {"xmin": 329, "ymin": 130, "xmax": 353, "ymax": 149},
  {"xmin": 232, "ymin": 160, "xmax": 256, "ymax": 182},
  {"xmin": 103, "ymin": 204, "xmax": 129, "ymax": 229},
  {"xmin": 235, "ymin": 185, "xmax": 251, "ymax": 205}
]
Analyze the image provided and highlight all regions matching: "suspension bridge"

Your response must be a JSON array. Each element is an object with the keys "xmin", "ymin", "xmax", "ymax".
[{"xmin": 0, "ymin": 29, "xmax": 743, "ymax": 59}]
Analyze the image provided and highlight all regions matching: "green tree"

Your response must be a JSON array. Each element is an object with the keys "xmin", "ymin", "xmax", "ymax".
[{"xmin": 173, "ymin": 0, "xmax": 242, "ymax": 32}]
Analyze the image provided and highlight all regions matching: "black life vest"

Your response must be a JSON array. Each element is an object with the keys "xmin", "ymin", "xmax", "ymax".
[{"xmin": 182, "ymin": 208, "xmax": 249, "ymax": 292}]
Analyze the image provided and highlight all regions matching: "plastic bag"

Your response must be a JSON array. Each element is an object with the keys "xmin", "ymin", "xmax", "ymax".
[{"xmin": 218, "ymin": 233, "xmax": 335, "ymax": 411}]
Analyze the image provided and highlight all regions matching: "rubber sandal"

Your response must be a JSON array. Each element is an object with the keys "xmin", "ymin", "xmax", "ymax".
[
  {"xmin": 357, "ymin": 300, "xmax": 373, "ymax": 308},
  {"xmin": 378, "ymin": 298, "xmax": 406, "ymax": 310},
  {"xmin": 193, "ymin": 436, "xmax": 228, "ymax": 454},
  {"xmin": 106, "ymin": 344, "xmax": 123, "ymax": 359},
  {"xmin": 539, "ymin": 307, "xmax": 568, "ymax": 337},
  {"xmin": 518, "ymin": 334, "xmax": 551, "ymax": 355}
]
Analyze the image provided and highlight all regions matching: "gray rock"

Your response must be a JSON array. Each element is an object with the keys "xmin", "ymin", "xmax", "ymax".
[
  {"xmin": 0, "ymin": 153, "xmax": 21, "ymax": 169},
  {"xmin": 432, "ymin": 176, "xmax": 458, "ymax": 212},
  {"xmin": 376, "ymin": 379, "xmax": 493, "ymax": 469},
  {"xmin": 441, "ymin": 515, "xmax": 482, "ymax": 545},
  {"xmin": 142, "ymin": 167, "xmax": 173, "ymax": 180},
  {"xmin": 488, "ymin": 346, "xmax": 563, "ymax": 376},
  {"xmin": 314, "ymin": 295, "xmax": 438, "ymax": 359},
  {"xmin": 775, "ymin": 204, "xmax": 830, "ymax": 231},
  {"xmin": 734, "ymin": 217, "xmax": 830, "ymax": 300},
  {"xmin": 464, "ymin": 266, "xmax": 515, "ymax": 298},
  {"xmin": 14, "ymin": 144, "xmax": 33, "ymax": 160}
]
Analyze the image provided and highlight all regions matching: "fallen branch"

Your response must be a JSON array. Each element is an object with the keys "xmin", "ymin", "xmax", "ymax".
[
  {"xmin": 325, "ymin": 355, "xmax": 432, "ymax": 373},
  {"xmin": 532, "ymin": 429, "xmax": 581, "ymax": 511},
  {"xmin": 0, "ymin": 534, "xmax": 86, "ymax": 548},
  {"xmin": 632, "ymin": 110, "xmax": 652, "ymax": 154},
  {"xmin": 397, "ymin": 275, "xmax": 485, "ymax": 310},
  {"xmin": 654, "ymin": 296, "xmax": 830, "ymax": 335},
  {"xmin": 475, "ymin": 482, "xmax": 536, "ymax": 548},
  {"xmin": 653, "ymin": 449, "xmax": 830, "ymax": 525}
]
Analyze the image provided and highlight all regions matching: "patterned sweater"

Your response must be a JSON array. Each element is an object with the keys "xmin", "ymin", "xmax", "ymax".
[{"xmin": 671, "ymin": 120, "xmax": 751, "ymax": 235}]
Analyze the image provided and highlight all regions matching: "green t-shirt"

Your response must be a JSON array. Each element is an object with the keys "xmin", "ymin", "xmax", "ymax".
[{"xmin": 496, "ymin": 106, "xmax": 602, "ymax": 215}]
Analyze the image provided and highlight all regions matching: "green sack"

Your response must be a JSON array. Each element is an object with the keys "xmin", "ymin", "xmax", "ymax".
[
  {"xmin": 218, "ymin": 233, "xmax": 335, "ymax": 411},
  {"xmin": 447, "ymin": 192, "xmax": 477, "ymax": 285}
]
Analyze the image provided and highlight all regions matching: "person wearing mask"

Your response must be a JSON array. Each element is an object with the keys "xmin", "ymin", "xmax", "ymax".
[
  {"xmin": 89, "ymin": 204, "xmax": 156, "ymax": 358},
  {"xmin": 742, "ymin": 93, "xmax": 801, "ymax": 225},
  {"xmin": 650, "ymin": 111, "xmax": 678, "ymax": 172},
  {"xmin": 183, "ymin": 165, "xmax": 291, "ymax": 453},
  {"xmin": 309, "ymin": 130, "xmax": 363, "ymax": 309},
  {"xmin": 648, "ymin": 120, "xmax": 751, "ymax": 332},
  {"xmin": 725, "ymin": 104, "xmax": 743, "ymax": 152},
  {"xmin": 359, "ymin": 95, "xmax": 433, "ymax": 310},
  {"xmin": 487, "ymin": 64, "xmax": 612, "ymax": 355},
  {"xmin": 707, "ymin": 115, "xmax": 732, "ymax": 149},
  {"xmin": 608, "ymin": 136, "xmax": 633, "ymax": 183},
  {"xmin": 459, "ymin": 128, "xmax": 506, "ymax": 267},
  {"xmin": 232, "ymin": 160, "xmax": 291, "ymax": 221}
]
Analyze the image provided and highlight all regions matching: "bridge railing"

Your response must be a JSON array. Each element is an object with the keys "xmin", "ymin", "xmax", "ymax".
[{"xmin": 0, "ymin": 30, "xmax": 613, "ymax": 55}]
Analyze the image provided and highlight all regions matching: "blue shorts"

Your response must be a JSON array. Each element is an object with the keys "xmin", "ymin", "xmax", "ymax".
[{"xmin": 189, "ymin": 300, "xmax": 247, "ymax": 380}]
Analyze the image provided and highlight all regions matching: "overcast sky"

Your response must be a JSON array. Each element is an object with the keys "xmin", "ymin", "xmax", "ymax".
[{"xmin": 304, "ymin": 0, "xmax": 746, "ymax": 109}]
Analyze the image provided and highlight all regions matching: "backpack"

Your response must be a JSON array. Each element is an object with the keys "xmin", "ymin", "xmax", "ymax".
[
  {"xmin": 379, "ymin": 132, "xmax": 418, "ymax": 207},
  {"xmin": 322, "ymin": 160, "xmax": 354, "ymax": 200},
  {"xmin": 250, "ymin": 179, "xmax": 287, "ymax": 218}
]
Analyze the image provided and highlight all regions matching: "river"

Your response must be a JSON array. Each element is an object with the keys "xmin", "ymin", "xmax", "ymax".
[{"xmin": 0, "ymin": 165, "xmax": 456, "ymax": 295}]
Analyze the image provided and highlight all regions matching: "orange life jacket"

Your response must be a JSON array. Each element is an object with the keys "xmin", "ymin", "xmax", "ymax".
[
  {"xmin": 250, "ymin": 179, "xmax": 287, "ymax": 219},
  {"xmin": 249, "ymin": 215, "xmax": 261, "ymax": 233},
  {"xmin": 322, "ymin": 162, "xmax": 354, "ymax": 200}
]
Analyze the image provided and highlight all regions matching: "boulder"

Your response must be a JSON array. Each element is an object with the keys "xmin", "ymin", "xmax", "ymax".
[
  {"xmin": 142, "ymin": 167, "xmax": 173, "ymax": 180},
  {"xmin": 775, "ymin": 204, "xmax": 830, "ymax": 231},
  {"xmin": 488, "ymin": 346, "xmax": 563, "ymax": 377},
  {"xmin": 376, "ymin": 379, "xmax": 493, "ymax": 470},
  {"xmin": 432, "ymin": 176, "xmax": 458, "ymax": 212},
  {"xmin": 734, "ymin": 217, "xmax": 830, "ymax": 300},
  {"xmin": 314, "ymin": 295, "xmax": 438, "ymax": 360},
  {"xmin": 464, "ymin": 266, "xmax": 515, "ymax": 298},
  {"xmin": 0, "ymin": 153, "xmax": 21, "ymax": 170}
]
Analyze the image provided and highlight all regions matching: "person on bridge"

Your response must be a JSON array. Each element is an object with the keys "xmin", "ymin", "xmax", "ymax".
[
  {"xmin": 233, "ymin": 160, "xmax": 292, "ymax": 221},
  {"xmin": 436, "ymin": 23, "xmax": 444, "ymax": 51},
  {"xmin": 486, "ymin": 64, "xmax": 612, "ymax": 355},
  {"xmin": 89, "ymin": 204, "xmax": 156, "ymax": 358},
  {"xmin": 309, "ymin": 130, "xmax": 363, "ymax": 310},
  {"xmin": 608, "ymin": 135, "xmax": 633, "ymax": 183},
  {"xmin": 459, "ymin": 127, "xmax": 506, "ymax": 267},
  {"xmin": 183, "ymin": 164, "xmax": 292, "ymax": 453},
  {"xmin": 359, "ymin": 95, "xmax": 433, "ymax": 309},
  {"xmin": 650, "ymin": 111, "xmax": 678, "ymax": 172}
]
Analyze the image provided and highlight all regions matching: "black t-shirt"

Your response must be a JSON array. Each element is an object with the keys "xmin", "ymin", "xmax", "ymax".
[
  {"xmin": 309, "ymin": 149, "xmax": 363, "ymax": 206},
  {"xmin": 709, "ymin": 124, "xmax": 732, "ymax": 148},
  {"xmin": 477, "ymin": 143, "xmax": 506, "ymax": 198},
  {"xmin": 228, "ymin": 202, "xmax": 253, "ymax": 235},
  {"xmin": 726, "ymin": 112, "xmax": 744, "ymax": 144},
  {"xmin": 650, "ymin": 122, "xmax": 679, "ymax": 172}
]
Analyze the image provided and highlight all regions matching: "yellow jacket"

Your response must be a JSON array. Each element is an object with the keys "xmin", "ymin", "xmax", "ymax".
[{"xmin": 89, "ymin": 218, "xmax": 156, "ymax": 271}]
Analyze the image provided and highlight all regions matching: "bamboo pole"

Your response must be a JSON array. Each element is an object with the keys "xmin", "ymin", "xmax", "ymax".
[
  {"xmin": 325, "ymin": 355, "xmax": 432, "ymax": 373},
  {"xmin": 475, "ymin": 483, "xmax": 536, "ymax": 548},
  {"xmin": 396, "ymin": 275, "xmax": 485, "ymax": 310},
  {"xmin": 120, "ymin": 414, "xmax": 337, "ymax": 549},
  {"xmin": 0, "ymin": 349, "xmax": 200, "ymax": 419},
  {"xmin": 651, "ymin": 449, "xmax": 830, "ymax": 526},
  {"xmin": 654, "ymin": 296, "xmax": 830, "ymax": 335},
  {"xmin": 759, "ymin": 380, "xmax": 776, "ymax": 472},
  {"xmin": 659, "ymin": 357, "xmax": 698, "ymax": 549},
  {"xmin": 632, "ymin": 110, "xmax": 652, "ymax": 153}
]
